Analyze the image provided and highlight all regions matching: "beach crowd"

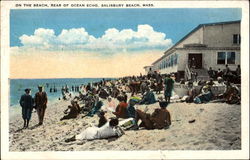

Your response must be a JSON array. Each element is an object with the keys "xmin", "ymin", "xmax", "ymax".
[{"xmin": 19, "ymin": 64, "xmax": 241, "ymax": 142}]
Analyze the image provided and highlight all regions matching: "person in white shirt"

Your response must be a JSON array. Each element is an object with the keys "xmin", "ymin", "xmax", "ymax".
[{"xmin": 65, "ymin": 118, "xmax": 124, "ymax": 142}]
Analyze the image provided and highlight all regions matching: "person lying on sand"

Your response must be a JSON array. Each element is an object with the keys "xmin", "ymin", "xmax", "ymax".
[
  {"xmin": 60, "ymin": 100, "xmax": 81, "ymax": 121},
  {"xmin": 134, "ymin": 101, "xmax": 171, "ymax": 130},
  {"xmin": 65, "ymin": 118, "xmax": 124, "ymax": 142}
]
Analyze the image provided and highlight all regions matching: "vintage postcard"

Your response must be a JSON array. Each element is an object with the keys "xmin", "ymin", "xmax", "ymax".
[{"xmin": 1, "ymin": 0, "xmax": 249, "ymax": 159}]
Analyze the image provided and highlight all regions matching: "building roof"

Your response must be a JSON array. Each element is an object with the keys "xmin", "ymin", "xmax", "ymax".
[{"xmin": 152, "ymin": 20, "xmax": 241, "ymax": 65}]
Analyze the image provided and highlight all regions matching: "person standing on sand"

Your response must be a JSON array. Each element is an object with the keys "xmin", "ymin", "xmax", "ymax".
[
  {"xmin": 34, "ymin": 85, "xmax": 48, "ymax": 125},
  {"xmin": 19, "ymin": 88, "xmax": 34, "ymax": 128},
  {"xmin": 164, "ymin": 74, "xmax": 175, "ymax": 103}
]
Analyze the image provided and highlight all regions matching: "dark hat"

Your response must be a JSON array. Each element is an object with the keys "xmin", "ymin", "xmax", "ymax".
[
  {"xmin": 159, "ymin": 101, "xmax": 169, "ymax": 108},
  {"xmin": 38, "ymin": 85, "xmax": 43, "ymax": 88},
  {"xmin": 25, "ymin": 88, "xmax": 31, "ymax": 92}
]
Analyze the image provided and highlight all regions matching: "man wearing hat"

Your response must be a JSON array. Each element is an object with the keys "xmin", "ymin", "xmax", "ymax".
[
  {"xmin": 19, "ymin": 88, "xmax": 34, "ymax": 128},
  {"xmin": 34, "ymin": 85, "xmax": 48, "ymax": 125}
]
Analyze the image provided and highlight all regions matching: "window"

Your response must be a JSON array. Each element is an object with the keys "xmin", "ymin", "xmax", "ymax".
[
  {"xmin": 217, "ymin": 52, "xmax": 226, "ymax": 64},
  {"xmin": 217, "ymin": 52, "xmax": 236, "ymax": 64},
  {"xmin": 233, "ymin": 34, "xmax": 240, "ymax": 44},
  {"xmin": 227, "ymin": 52, "xmax": 235, "ymax": 64}
]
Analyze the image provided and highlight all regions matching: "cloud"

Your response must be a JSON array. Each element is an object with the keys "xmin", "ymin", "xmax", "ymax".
[{"xmin": 17, "ymin": 25, "xmax": 172, "ymax": 53}]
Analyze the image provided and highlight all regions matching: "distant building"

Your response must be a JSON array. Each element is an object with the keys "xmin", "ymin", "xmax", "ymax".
[{"xmin": 146, "ymin": 20, "xmax": 241, "ymax": 81}]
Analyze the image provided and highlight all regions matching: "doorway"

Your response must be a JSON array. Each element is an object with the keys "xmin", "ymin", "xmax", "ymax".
[{"xmin": 188, "ymin": 53, "xmax": 202, "ymax": 69}]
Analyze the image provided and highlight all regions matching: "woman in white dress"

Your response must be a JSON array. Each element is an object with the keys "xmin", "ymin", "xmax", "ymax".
[{"xmin": 65, "ymin": 118, "xmax": 124, "ymax": 142}]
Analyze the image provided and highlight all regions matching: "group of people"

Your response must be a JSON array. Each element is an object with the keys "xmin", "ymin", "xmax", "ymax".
[
  {"xmin": 19, "ymin": 86, "xmax": 48, "ymax": 128},
  {"xmin": 182, "ymin": 77, "xmax": 241, "ymax": 105},
  {"xmin": 19, "ymin": 65, "xmax": 240, "ymax": 142},
  {"xmin": 208, "ymin": 65, "xmax": 241, "ymax": 84}
]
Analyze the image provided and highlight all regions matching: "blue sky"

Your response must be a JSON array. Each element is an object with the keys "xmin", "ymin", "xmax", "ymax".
[{"xmin": 10, "ymin": 8, "xmax": 241, "ymax": 47}]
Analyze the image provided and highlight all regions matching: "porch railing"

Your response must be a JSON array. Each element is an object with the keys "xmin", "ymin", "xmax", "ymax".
[{"xmin": 185, "ymin": 64, "xmax": 191, "ymax": 81}]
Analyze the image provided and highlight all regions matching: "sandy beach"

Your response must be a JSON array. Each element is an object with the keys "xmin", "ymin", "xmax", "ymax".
[{"xmin": 9, "ymin": 93, "xmax": 241, "ymax": 151}]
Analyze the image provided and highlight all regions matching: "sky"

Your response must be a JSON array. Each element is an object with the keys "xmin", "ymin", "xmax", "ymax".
[{"xmin": 10, "ymin": 8, "xmax": 241, "ymax": 78}]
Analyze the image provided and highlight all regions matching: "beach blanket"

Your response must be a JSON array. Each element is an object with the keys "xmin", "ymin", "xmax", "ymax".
[{"xmin": 119, "ymin": 118, "xmax": 135, "ymax": 130}]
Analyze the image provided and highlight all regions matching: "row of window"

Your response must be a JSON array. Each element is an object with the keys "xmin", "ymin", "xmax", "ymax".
[
  {"xmin": 157, "ymin": 51, "xmax": 236, "ymax": 70},
  {"xmin": 158, "ymin": 53, "xmax": 178, "ymax": 70},
  {"xmin": 217, "ymin": 52, "xmax": 236, "ymax": 64}
]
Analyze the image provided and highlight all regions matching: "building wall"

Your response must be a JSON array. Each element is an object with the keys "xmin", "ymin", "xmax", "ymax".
[
  {"xmin": 175, "ymin": 27, "xmax": 204, "ymax": 48},
  {"xmin": 175, "ymin": 49, "xmax": 240, "ymax": 71},
  {"xmin": 203, "ymin": 23, "xmax": 240, "ymax": 47},
  {"xmin": 150, "ymin": 22, "xmax": 241, "ymax": 75},
  {"xmin": 158, "ymin": 48, "xmax": 240, "ymax": 73},
  {"xmin": 203, "ymin": 49, "xmax": 240, "ymax": 70},
  {"xmin": 154, "ymin": 53, "xmax": 179, "ymax": 74}
]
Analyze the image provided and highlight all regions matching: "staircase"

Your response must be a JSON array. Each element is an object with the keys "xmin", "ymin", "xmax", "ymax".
[{"xmin": 191, "ymin": 68, "xmax": 210, "ymax": 81}]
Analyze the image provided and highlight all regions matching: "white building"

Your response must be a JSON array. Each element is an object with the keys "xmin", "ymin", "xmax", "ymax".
[{"xmin": 148, "ymin": 20, "xmax": 240, "ymax": 81}]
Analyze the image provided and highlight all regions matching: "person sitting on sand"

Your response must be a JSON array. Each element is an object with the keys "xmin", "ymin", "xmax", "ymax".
[
  {"xmin": 207, "ymin": 79, "xmax": 215, "ymax": 87},
  {"xmin": 65, "ymin": 118, "xmax": 124, "ymax": 142},
  {"xmin": 185, "ymin": 81, "xmax": 197, "ymax": 103},
  {"xmin": 134, "ymin": 101, "xmax": 171, "ymax": 130},
  {"xmin": 127, "ymin": 97, "xmax": 140, "ymax": 118},
  {"xmin": 19, "ymin": 88, "xmax": 34, "ymax": 128},
  {"xmin": 60, "ymin": 100, "xmax": 81, "ymax": 121},
  {"xmin": 139, "ymin": 88, "xmax": 156, "ymax": 105},
  {"xmin": 101, "ymin": 97, "xmax": 116, "ymax": 112},
  {"xmin": 98, "ymin": 110, "xmax": 107, "ymax": 128},
  {"xmin": 87, "ymin": 96, "xmax": 104, "ymax": 117},
  {"xmin": 193, "ymin": 85, "xmax": 213, "ymax": 104},
  {"xmin": 220, "ymin": 81, "xmax": 240, "ymax": 104},
  {"xmin": 113, "ymin": 97, "xmax": 128, "ymax": 119},
  {"xmin": 98, "ymin": 88, "xmax": 109, "ymax": 99}
]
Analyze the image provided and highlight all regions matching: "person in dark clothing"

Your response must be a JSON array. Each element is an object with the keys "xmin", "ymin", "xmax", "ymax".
[
  {"xmin": 164, "ymin": 74, "xmax": 175, "ymax": 103},
  {"xmin": 139, "ymin": 88, "xmax": 156, "ymax": 105},
  {"xmin": 217, "ymin": 68, "xmax": 223, "ymax": 78},
  {"xmin": 127, "ymin": 98, "xmax": 140, "ymax": 118},
  {"xmin": 190, "ymin": 57, "xmax": 196, "ymax": 69},
  {"xmin": 98, "ymin": 111, "xmax": 107, "ymax": 128},
  {"xmin": 34, "ymin": 86, "xmax": 48, "ymax": 125},
  {"xmin": 208, "ymin": 67, "xmax": 215, "ymax": 79},
  {"xmin": 60, "ymin": 100, "xmax": 81, "ymax": 121},
  {"xmin": 19, "ymin": 88, "xmax": 34, "ymax": 128},
  {"xmin": 87, "ymin": 96, "xmax": 104, "ymax": 117},
  {"xmin": 235, "ymin": 65, "xmax": 241, "ymax": 77},
  {"xmin": 99, "ymin": 88, "xmax": 109, "ymax": 99}
]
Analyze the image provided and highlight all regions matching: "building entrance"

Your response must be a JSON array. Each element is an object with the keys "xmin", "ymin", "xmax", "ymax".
[{"xmin": 188, "ymin": 53, "xmax": 202, "ymax": 69}]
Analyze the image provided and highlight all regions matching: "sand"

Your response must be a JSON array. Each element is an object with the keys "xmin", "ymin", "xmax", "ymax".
[{"xmin": 9, "ymin": 95, "xmax": 241, "ymax": 151}]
